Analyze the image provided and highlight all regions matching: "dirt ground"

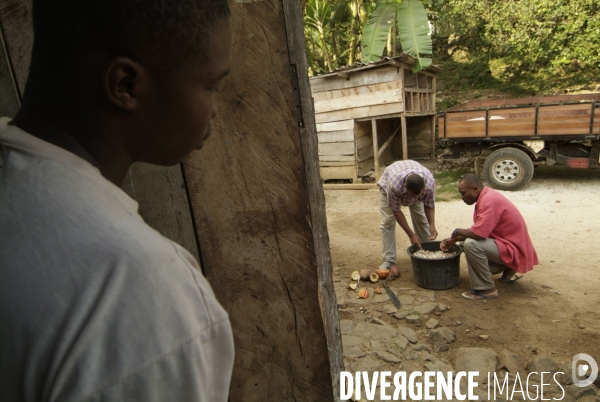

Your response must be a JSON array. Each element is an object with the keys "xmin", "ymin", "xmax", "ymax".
[{"xmin": 325, "ymin": 164, "xmax": 600, "ymax": 370}]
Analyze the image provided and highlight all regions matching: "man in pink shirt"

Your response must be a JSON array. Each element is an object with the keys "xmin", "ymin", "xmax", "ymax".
[{"xmin": 441, "ymin": 173, "xmax": 538, "ymax": 300}]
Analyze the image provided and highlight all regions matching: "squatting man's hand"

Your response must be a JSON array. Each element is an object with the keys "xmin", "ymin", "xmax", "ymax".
[{"xmin": 440, "ymin": 238, "xmax": 454, "ymax": 251}]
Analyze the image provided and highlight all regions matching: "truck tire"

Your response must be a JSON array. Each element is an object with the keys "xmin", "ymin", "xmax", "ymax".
[{"xmin": 482, "ymin": 148, "xmax": 534, "ymax": 191}]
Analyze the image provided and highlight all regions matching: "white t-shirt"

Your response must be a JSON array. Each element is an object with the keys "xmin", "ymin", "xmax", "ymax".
[{"xmin": 0, "ymin": 120, "xmax": 234, "ymax": 401}]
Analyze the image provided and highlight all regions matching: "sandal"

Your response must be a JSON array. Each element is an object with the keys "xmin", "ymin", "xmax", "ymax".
[
  {"xmin": 462, "ymin": 289, "xmax": 499, "ymax": 300},
  {"xmin": 498, "ymin": 274, "xmax": 523, "ymax": 284}
]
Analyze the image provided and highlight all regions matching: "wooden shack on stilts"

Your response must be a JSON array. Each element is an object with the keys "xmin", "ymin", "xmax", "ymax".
[{"xmin": 310, "ymin": 56, "xmax": 441, "ymax": 183}]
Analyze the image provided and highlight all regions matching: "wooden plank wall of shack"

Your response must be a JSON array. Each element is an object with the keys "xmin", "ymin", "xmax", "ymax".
[
  {"xmin": 311, "ymin": 65, "xmax": 405, "ymax": 180},
  {"xmin": 181, "ymin": 0, "xmax": 340, "ymax": 400},
  {"xmin": 0, "ymin": 0, "xmax": 201, "ymax": 261}
]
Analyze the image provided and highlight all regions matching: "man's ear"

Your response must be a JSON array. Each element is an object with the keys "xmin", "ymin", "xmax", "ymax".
[{"xmin": 104, "ymin": 57, "xmax": 145, "ymax": 111}]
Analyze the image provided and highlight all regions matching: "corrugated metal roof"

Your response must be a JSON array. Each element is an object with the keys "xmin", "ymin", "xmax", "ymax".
[{"xmin": 310, "ymin": 54, "xmax": 441, "ymax": 79}]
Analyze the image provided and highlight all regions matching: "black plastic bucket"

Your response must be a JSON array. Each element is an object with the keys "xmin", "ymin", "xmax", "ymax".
[{"xmin": 406, "ymin": 241, "xmax": 462, "ymax": 290}]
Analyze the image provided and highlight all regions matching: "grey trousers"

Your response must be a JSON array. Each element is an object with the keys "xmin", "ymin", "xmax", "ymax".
[
  {"xmin": 463, "ymin": 238, "xmax": 507, "ymax": 289},
  {"xmin": 379, "ymin": 192, "xmax": 429, "ymax": 268}
]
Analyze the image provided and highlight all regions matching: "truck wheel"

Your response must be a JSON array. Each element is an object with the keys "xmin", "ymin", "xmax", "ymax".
[{"xmin": 482, "ymin": 148, "xmax": 534, "ymax": 191}]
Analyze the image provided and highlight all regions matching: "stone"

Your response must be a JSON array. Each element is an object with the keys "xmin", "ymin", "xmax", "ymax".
[
  {"xmin": 342, "ymin": 335, "xmax": 365, "ymax": 348},
  {"xmin": 414, "ymin": 302, "xmax": 438, "ymax": 315},
  {"xmin": 430, "ymin": 327, "xmax": 457, "ymax": 344},
  {"xmin": 337, "ymin": 300, "xmax": 347, "ymax": 309},
  {"xmin": 398, "ymin": 295, "xmax": 415, "ymax": 306},
  {"xmin": 406, "ymin": 315, "xmax": 421, "ymax": 325},
  {"xmin": 340, "ymin": 319, "xmax": 356, "ymax": 335},
  {"xmin": 404, "ymin": 350, "xmax": 420, "ymax": 360},
  {"xmin": 433, "ymin": 339, "xmax": 449, "ymax": 352},
  {"xmin": 420, "ymin": 290, "xmax": 436, "ymax": 302},
  {"xmin": 424, "ymin": 357, "xmax": 453, "ymax": 373},
  {"xmin": 528, "ymin": 356, "xmax": 560, "ymax": 373},
  {"xmin": 353, "ymin": 321, "xmax": 398, "ymax": 339},
  {"xmin": 383, "ymin": 304, "xmax": 398, "ymax": 314},
  {"xmin": 351, "ymin": 355, "xmax": 382, "ymax": 372},
  {"xmin": 391, "ymin": 335, "xmax": 410, "ymax": 351},
  {"xmin": 479, "ymin": 334, "xmax": 490, "ymax": 340},
  {"xmin": 413, "ymin": 344, "xmax": 431, "ymax": 352},
  {"xmin": 343, "ymin": 346, "xmax": 365, "ymax": 358},
  {"xmin": 397, "ymin": 325, "xmax": 419, "ymax": 344},
  {"xmin": 369, "ymin": 317, "xmax": 387, "ymax": 326},
  {"xmin": 498, "ymin": 349, "xmax": 526, "ymax": 373},
  {"xmin": 454, "ymin": 347, "xmax": 498, "ymax": 384},
  {"xmin": 426, "ymin": 318, "xmax": 439, "ymax": 329},
  {"xmin": 392, "ymin": 311, "xmax": 409, "ymax": 320},
  {"xmin": 437, "ymin": 303, "xmax": 449, "ymax": 312},
  {"xmin": 375, "ymin": 350, "xmax": 402, "ymax": 363},
  {"xmin": 567, "ymin": 384, "xmax": 597, "ymax": 399}
]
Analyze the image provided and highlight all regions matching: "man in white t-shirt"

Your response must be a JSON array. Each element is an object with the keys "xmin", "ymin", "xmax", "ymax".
[{"xmin": 0, "ymin": 1, "xmax": 234, "ymax": 401}]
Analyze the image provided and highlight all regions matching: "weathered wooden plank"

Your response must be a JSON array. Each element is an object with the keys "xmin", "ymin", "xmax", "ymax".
[
  {"xmin": 319, "ymin": 165, "xmax": 356, "ymax": 180},
  {"xmin": 355, "ymin": 135, "xmax": 372, "ymax": 149},
  {"xmin": 314, "ymin": 86, "xmax": 403, "ymax": 113},
  {"xmin": 0, "ymin": 0, "xmax": 33, "ymax": 96},
  {"xmin": 181, "ymin": 1, "xmax": 338, "ymax": 400},
  {"xmin": 317, "ymin": 129, "xmax": 353, "ymax": 143},
  {"xmin": 438, "ymin": 116, "xmax": 445, "ymax": 138},
  {"xmin": 318, "ymin": 141, "xmax": 354, "ymax": 155},
  {"xmin": 357, "ymin": 143, "xmax": 373, "ymax": 162},
  {"xmin": 312, "ymin": 80, "xmax": 402, "ymax": 103},
  {"xmin": 594, "ymin": 108, "xmax": 600, "ymax": 135},
  {"xmin": 121, "ymin": 163, "xmax": 200, "ymax": 263},
  {"xmin": 282, "ymin": 0, "xmax": 341, "ymax": 398},
  {"xmin": 354, "ymin": 120, "xmax": 371, "ymax": 138},
  {"xmin": 316, "ymin": 119, "xmax": 354, "ymax": 132},
  {"xmin": 401, "ymin": 115, "xmax": 408, "ymax": 160},
  {"xmin": 319, "ymin": 161, "xmax": 355, "ymax": 167},
  {"xmin": 310, "ymin": 65, "xmax": 401, "ymax": 93},
  {"xmin": 322, "ymin": 183, "xmax": 377, "ymax": 190},
  {"xmin": 315, "ymin": 102, "xmax": 404, "ymax": 124},
  {"xmin": 320, "ymin": 155, "xmax": 354, "ymax": 162},
  {"xmin": 445, "ymin": 111, "xmax": 487, "ymax": 138}
]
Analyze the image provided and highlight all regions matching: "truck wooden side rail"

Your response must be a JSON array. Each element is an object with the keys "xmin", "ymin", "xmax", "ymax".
[{"xmin": 437, "ymin": 93, "xmax": 600, "ymax": 190}]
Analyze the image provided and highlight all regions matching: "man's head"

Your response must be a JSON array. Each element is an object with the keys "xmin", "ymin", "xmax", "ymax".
[
  {"xmin": 405, "ymin": 174, "xmax": 425, "ymax": 198},
  {"xmin": 23, "ymin": 0, "xmax": 231, "ymax": 167},
  {"xmin": 458, "ymin": 173, "xmax": 484, "ymax": 205}
]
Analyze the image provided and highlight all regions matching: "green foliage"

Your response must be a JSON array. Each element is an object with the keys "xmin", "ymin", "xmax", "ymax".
[
  {"xmin": 434, "ymin": 167, "xmax": 472, "ymax": 202},
  {"xmin": 360, "ymin": 2, "xmax": 397, "ymax": 62},
  {"xmin": 396, "ymin": 0, "xmax": 432, "ymax": 72},
  {"xmin": 433, "ymin": 0, "xmax": 600, "ymax": 96}
]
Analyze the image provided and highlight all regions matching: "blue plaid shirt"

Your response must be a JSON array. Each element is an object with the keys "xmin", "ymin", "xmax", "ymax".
[{"xmin": 377, "ymin": 160, "xmax": 436, "ymax": 211}]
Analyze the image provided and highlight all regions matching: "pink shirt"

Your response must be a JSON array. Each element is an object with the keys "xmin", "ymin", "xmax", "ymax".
[{"xmin": 471, "ymin": 187, "xmax": 538, "ymax": 273}]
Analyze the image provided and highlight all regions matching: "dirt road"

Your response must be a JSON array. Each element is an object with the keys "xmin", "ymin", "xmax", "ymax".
[{"xmin": 326, "ymin": 164, "xmax": 600, "ymax": 380}]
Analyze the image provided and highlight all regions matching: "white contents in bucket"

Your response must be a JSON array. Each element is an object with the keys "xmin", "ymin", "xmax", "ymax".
[{"xmin": 413, "ymin": 250, "xmax": 457, "ymax": 259}]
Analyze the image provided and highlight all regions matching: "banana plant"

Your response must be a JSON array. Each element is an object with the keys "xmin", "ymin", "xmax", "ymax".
[{"xmin": 360, "ymin": 0, "xmax": 432, "ymax": 72}]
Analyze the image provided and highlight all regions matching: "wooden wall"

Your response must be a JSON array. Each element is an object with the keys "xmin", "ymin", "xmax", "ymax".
[{"xmin": 181, "ymin": 0, "xmax": 341, "ymax": 400}]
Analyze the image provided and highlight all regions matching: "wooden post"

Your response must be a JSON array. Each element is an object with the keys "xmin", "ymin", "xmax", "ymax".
[
  {"xmin": 182, "ymin": 1, "xmax": 339, "ymax": 400},
  {"xmin": 372, "ymin": 119, "xmax": 380, "ymax": 180},
  {"xmin": 430, "ymin": 114, "xmax": 436, "ymax": 159},
  {"xmin": 401, "ymin": 115, "xmax": 408, "ymax": 160}
]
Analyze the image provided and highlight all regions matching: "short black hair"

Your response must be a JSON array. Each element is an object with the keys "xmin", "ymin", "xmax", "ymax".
[
  {"xmin": 31, "ymin": 0, "xmax": 230, "ymax": 78},
  {"xmin": 459, "ymin": 173, "xmax": 484, "ymax": 188},
  {"xmin": 405, "ymin": 174, "xmax": 425, "ymax": 194}
]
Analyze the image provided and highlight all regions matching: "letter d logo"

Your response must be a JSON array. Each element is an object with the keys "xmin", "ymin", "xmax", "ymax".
[{"xmin": 572, "ymin": 353, "xmax": 598, "ymax": 387}]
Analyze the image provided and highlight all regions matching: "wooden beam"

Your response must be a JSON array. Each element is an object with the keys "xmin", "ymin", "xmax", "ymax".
[
  {"xmin": 322, "ymin": 183, "xmax": 377, "ymax": 190},
  {"xmin": 372, "ymin": 119, "xmax": 380, "ymax": 180},
  {"xmin": 401, "ymin": 115, "xmax": 408, "ymax": 160}
]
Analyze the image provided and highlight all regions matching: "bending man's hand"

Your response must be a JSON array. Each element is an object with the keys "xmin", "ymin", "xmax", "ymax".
[
  {"xmin": 440, "ymin": 238, "xmax": 454, "ymax": 251},
  {"xmin": 409, "ymin": 233, "xmax": 422, "ymax": 250},
  {"xmin": 428, "ymin": 226, "xmax": 438, "ymax": 240}
]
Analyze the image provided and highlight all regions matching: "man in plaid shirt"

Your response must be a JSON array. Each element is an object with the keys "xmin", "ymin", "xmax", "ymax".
[{"xmin": 377, "ymin": 160, "xmax": 438, "ymax": 270}]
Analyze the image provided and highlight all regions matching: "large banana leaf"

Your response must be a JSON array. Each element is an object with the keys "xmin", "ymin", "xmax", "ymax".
[
  {"xmin": 360, "ymin": 2, "xmax": 397, "ymax": 63},
  {"xmin": 397, "ymin": 0, "xmax": 432, "ymax": 72}
]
